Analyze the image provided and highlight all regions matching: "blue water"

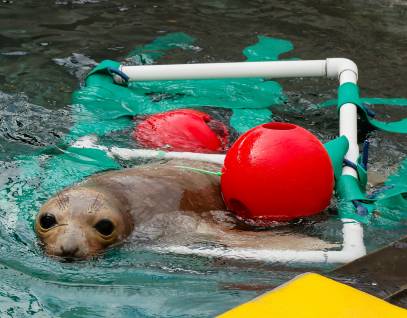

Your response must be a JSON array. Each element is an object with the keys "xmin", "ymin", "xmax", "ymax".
[{"xmin": 1, "ymin": 1, "xmax": 407, "ymax": 316}]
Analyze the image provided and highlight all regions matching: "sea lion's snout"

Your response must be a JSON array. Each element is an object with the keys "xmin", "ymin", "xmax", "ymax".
[
  {"xmin": 60, "ymin": 244, "xmax": 79, "ymax": 259},
  {"xmin": 44, "ymin": 223, "xmax": 91, "ymax": 260},
  {"xmin": 36, "ymin": 215, "xmax": 100, "ymax": 260},
  {"xmin": 35, "ymin": 188, "xmax": 133, "ymax": 260}
]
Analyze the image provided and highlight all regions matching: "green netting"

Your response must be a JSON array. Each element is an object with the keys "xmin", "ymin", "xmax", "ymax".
[{"xmin": 2, "ymin": 32, "xmax": 407, "ymax": 228}]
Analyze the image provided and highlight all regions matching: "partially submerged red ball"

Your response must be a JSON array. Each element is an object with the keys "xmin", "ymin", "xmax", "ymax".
[
  {"xmin": 133, "ymin": 109, "xmax": 229, "ymax": 153},
  {"xmin": 221, "ymin": 122, "xmax": 334, "ymax": 223}
]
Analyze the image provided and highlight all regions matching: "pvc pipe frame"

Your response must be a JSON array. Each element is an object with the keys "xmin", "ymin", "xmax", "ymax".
[{"xmin": 73, "ymin": 58, "xmax": 366, "ymax": 264}]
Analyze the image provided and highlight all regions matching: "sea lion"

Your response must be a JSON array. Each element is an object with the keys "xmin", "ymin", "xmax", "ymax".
[
  {"xmin": 35, "ymin": 160, "xmax": 226, "ymax": 259},
  {"xmin": 35, "ymin": 160, "xmax": 335, "ymax": 260}
]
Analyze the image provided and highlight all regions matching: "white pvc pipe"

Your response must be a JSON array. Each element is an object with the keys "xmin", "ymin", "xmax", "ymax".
[
  {"xmin": 155, "ymin": 218, "xmax": 366, "ymax": 264},
  {"xmin": 72, "ymin": 136, "xmax": 226, "ymax": 165},
  {"xmin": 326, "ymin": 58, "xmax": 358, "ymax": 80},
  {"xmin": 110, "ymin": 147, "xmax": 226, "ymax": 165},
  {"xmin": 71, "ymin": 58, "xmax": 365, "ymax": 263},
  {"xmin": 332, "ymin": 61, "xmax": 365, "ymax": 262},
  {"xmin": 339, "ymin": 70, "xmax": 359, "ymax": 178},
  {"xmin": 120, "ymin": 58, "xmax": 357, "ymax": 81},
  {"xmin": 120, "ymin": 60, "xmax": 327, "ymax": 81}
]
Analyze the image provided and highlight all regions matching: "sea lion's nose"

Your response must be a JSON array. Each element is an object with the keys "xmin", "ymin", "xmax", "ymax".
[{"xmin": 59, "ymin": 243, "xmax": 79, "ymax": 258}]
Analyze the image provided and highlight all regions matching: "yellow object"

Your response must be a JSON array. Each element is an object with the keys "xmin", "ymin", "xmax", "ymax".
[{"xmin": 218, "ymin": 273, "xmax": 407, "ymax": 318}]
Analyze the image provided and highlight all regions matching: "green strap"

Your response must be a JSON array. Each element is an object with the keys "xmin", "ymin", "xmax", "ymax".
[
  {"xmin": 337, "ymin": 82, "xmax": 360, "ymax": 108},
  {"xmin": 86, "ymin": 60, "xmax": 121, "ymax": 78},
  {"xmin": 324, "ymin": 136, "xmax": 349, "ymax": 180},
  {"xmin": 336, "ymin": 175, "xmax": 370, "ymax": 202},
  {"xmin": 323, "ymin": 136, "xmax": 368, "ymax": 188},
  {"xmin": 356, "ymin": 156, "xmax": 368, "ymax": 188},
  {"xmin": 337, "ymin": 83, "xmax": 407, "ymax": 134},
  {"xmin": 322, "ymin": 136, "xmax": 405, "ymax": 224},
  {"xmin": 324, "ymin": 137, "xmax": 370, "ymax": 210}
]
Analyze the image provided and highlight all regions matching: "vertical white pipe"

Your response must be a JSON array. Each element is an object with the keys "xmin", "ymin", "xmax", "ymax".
[
  {"xmin": 338, "ymin": 70, "xmax": 365, "ymax": 261},
  {"xmin": 341, "ymin": 218, "xmax": 366, "ymax": 254},
  {"xmin": 339, "ymin": 70, "xmax": 359, "ymax": 178}
]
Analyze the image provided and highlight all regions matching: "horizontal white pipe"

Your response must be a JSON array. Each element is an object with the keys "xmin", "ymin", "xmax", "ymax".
[
  {"xmin": 120, "ymin": 60, "xmax": 327, "ymax": 81},
  {"xmin": 110, "ymin": 147, "xmax": 226, "ymax": 165},
  {"xmin": 155, "ymin": 220, "xmax": 366, "ymax": 264},
  {"xmin": 71, "ymin": 136, "xmax": 226, "ymax": 164},
  {"xmin": 120, "ymin": 58, "xmax": 358, "ymax": 82},
  {"xmin": 155, "ymin": 245, "xmax": 328, "ymax": 263}
]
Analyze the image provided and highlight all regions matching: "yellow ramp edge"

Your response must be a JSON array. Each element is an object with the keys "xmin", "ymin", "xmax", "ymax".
[{"xmin": 218, "ymin": 273, "xmax": 407, "ymax": 318}]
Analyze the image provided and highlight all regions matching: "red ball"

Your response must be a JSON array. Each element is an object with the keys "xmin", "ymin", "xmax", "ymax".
[
  {"xmin": 133, "ymin": 109, "xmax": 229, "ymax": 153},
  {"xmin": 221, "ymin": 122, "xmax": 334, "ymax": 223}
]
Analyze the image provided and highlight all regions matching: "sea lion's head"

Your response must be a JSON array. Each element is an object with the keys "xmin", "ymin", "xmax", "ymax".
[{"xmin": 35, "ymin": 187, "xmax": 134, "ymax": 260}]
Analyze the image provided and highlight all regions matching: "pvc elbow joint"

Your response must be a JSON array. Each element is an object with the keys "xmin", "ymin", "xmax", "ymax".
[{"xmin": 326, "ymin": 58, "xmax": 358, "ymax": 80}]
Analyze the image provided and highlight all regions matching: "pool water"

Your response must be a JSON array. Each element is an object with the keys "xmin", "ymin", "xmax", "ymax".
[{"xmin": 1, "ymin": 1, "xmax": 407, "ymax": 317}]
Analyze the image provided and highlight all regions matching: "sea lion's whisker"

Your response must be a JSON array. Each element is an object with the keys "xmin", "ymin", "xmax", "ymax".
[
  {"xmin": 56, "ymin": 192, "xmax": 69, "ymax": 210},
  {"xmin": 56, "ymin": 193, "xmax": 63, "ymax": 210},
  {"xmin": 88, "ymin": 193, "xmax": 102, "ymax": 213}
]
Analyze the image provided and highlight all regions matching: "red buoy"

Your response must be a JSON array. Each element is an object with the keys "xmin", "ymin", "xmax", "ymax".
[
  {"xmin": 133, "ymin": 109, "xmax": 229, "ymax": 153},
  {"xmin": 221, "ymin": 122, "xmax": 334, "ymax": 223}
]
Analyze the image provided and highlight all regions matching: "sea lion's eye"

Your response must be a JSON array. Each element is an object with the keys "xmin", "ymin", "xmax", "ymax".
[
  {"xmin": 94, "ymin": 219, "xmax": 115, "ymax": 236},
  {"xmin": 40, "ymin": 213, "xmax": 57, "ymax": 229}
]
